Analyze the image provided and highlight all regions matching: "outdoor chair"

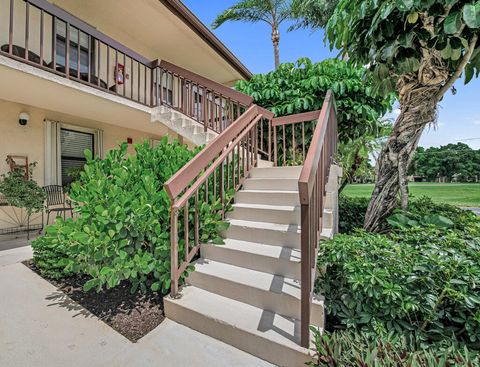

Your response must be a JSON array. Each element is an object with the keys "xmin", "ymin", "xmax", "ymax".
[{"xmin": 43, "ymin": 185, "xmax": 73, "ymax": 226}]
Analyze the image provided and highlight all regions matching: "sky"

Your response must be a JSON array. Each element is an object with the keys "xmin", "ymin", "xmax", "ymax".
[{"xmin": 182, "ymin": 0, "xmax": 480, "ymax": 150}]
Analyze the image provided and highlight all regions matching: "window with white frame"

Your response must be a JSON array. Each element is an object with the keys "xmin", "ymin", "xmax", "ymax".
[{"xmin": 44, "ymin": 121, "xmax": 103, "ymax": 186}]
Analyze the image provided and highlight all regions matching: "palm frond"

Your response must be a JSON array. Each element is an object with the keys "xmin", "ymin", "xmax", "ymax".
[
  {"xmin": 211, "ymin": 0, "xmax": 273, "ymax": 29},
  {"xmin": 289, "ymin": 0, "xmax": 339, "ymax": 31}
]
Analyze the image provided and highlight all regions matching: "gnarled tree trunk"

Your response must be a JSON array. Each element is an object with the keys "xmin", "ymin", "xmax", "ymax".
[{"xmin": 364, "ymin": 50, "xmax": 449, "ymax": 232}]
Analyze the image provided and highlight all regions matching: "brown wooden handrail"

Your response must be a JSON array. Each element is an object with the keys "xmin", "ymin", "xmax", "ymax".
[
  {"xmin": 271, "ymin": 109, "xmax": 322, "ymax": 166},
  {"xmin": 157, "ymin": 60, "xmax": 253, "ymax": 107},
  {"xmin": 164, "ymin": 105, "xmax": 273, "ymax": 296},
  {"xmin": 297, "ymin": 90, "xmax": 337, "ymax": 348},
  {"xmin": 154, "ymin": 60, "xmax": 254, "ymax": 134},
  {"xmin": 272, "ymin": 110, "xmax": 322, "ymax": 127},
  {"xmin": 165, "ymin": 105, "xmax": 258, "ymax": 200}
]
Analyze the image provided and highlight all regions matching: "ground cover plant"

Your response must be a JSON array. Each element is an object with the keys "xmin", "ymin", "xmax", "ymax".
[
  {"xmin": 309, "ymin": 329, "xmax": 480, "ymax": 366},
  {"xmin": 32, "ymin": 138, "xmax": 226, "ymax": 295},
  {"xmin": 318, "ymin": 197, "xmax": 480, "ymax": 350}
]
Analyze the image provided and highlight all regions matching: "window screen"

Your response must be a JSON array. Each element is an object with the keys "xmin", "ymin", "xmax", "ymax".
[
  {"xmin": 60, "ymin": 128, "xmax": 94, "ymax": 186},
  {"xmin": 55, "ymin": 19, "xmax": 93, "ymax": 77}
]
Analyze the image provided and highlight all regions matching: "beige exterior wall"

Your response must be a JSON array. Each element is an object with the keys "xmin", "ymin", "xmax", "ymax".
[{"xmin": 0, "ymin": 98, "xmax": 168, "ymax": 230}]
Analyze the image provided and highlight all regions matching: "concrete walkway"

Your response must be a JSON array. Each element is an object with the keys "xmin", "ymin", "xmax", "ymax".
[
  {"xmin": 462, "ymin": 207, "xmax": 480, "ymax": 216},
  {"xmin": 0, "ymin": 247, "xmax": 274, "ymax": 367}
]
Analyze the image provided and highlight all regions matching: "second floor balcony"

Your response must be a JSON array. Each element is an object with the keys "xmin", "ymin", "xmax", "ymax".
[{"xmin": 0, "ymin": 0, "xmax": 252, "ymax": 133}]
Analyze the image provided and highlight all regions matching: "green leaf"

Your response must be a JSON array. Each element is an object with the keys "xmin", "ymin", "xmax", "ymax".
[
  {"xmin": 83, "ymin": 279, "xmax": 97, "ymax": 292},
  {"xmin": 212, "ymin": 236, "xmax": 225, "ymax": 245},
  {"xmin": 423, "ymin": 214, "xmax": 454, "ymax": 228},
  {"xmin": 444, "ymin": 11, "xmax": 462, "ymax": 34},
  {"xmin": 396, "ymin": 0, "xmax": 414, "ymax": 11},
  {"xmin": 100, "ymin": 267, "xmax": 111, "ymax": 276},
  {"xmin": 407, "ymin": 12, "xmax": 418, "ymax": 24},
  {"xmin": 451, "ymin": 47, "xmax": 462, "ymax": 60},
  {"xmin": 463, "ymin": 3, "xmax": 480, "ymax": 29},
  {"xmin": 464, "ymin": 63, "xmax": 475, "ymax": 84}
]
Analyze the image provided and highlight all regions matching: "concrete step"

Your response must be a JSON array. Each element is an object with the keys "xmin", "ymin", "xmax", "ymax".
[
  {"xmin": 164, "ymin": 286, "xmax": 315, "ymax": 367},
  {"xmin": 151, "ymin": 106, "xmax": 216, "ymax": 147},
  {"xmin": 322, "ymin": 209, "xmax": 334, "ymax": 229},
  {"xmin": 324, "ymin": 191, "xmax": 336, "ymax": 210},
  {"xmin": 249, "ymin": 166, "xmax": 303, "ymax": 179},
  {"xmin": 201, "ymin": 238, "xmax": 301, "ymax": 280},
  {"xmin": 187, "ymin": 260, "xmax": 324, "ymax": 324},
  {"xmin": 235, "ymin": 190, "xmax": 299, "ymax": 206},
  {"xmin": 243, "ymin": 177, "xmax": 299, "ymax": 191},
  {"xmin": 227, "ymin": 203, "xmax": 300, "ymax": 225},
  {"xmin": 320, "ymin": 227, "xmax": 334, "ymax": 240},
  {"xmin": 224, "ymin": 219, "xmax": 301, "ymax": 248},
  {"xmin": 257, "ymin": 159, "xmax": 274, "ymax": 168}
]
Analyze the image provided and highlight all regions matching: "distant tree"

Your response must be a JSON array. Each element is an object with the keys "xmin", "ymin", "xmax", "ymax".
[
  {"xmin": 339, "ymin": 121, "xmax": 392, "ymax": 192},
  {"xmin": 212, "ymin": 0, "xmax": 293, "ymax": 69},
  {"xmin": 409, "ymin": 143, "xmax": 480, "ymax": 182}
]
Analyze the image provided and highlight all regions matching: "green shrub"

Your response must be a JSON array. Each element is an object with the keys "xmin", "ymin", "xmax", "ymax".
[
  {"xmin": 317, "ymin": 223, "xmax": 480, "ymax": 346},
  {"xmin": 338, "ymin": 195, "xmax": 479, "ymax": 234},
  {"xmin": 0, "ymin": 161, "xmax": 45, "ymax": 215},
  {"xmin": 338, "ymin": 195, "xmax": 369, "ymax": 233},
  {"xmin": 309, "ymin": 329, "xmax": 480, "ymax": 366},
  {"xmin": 32, "ymin": 139, "xmax": 226, "ymax": 294}
]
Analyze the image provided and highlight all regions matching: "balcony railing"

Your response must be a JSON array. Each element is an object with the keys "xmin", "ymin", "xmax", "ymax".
[{"xmin": 0, "ymin": 0, "xmax": 252, "ymax": 132}]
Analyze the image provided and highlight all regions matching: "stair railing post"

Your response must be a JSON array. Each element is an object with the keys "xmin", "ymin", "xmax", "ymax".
[
  {"xmin": 300, "ymin": 201, "xmax": 311, "ymax": 348},
  {"xmin": 170, "ymin": 205, "xmax": 180, "ymax": 297}
]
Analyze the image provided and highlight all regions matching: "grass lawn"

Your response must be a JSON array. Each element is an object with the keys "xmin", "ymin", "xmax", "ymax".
[{"xmin": 343, "ymin": 182, "xmax": 480, "ymax": 207}]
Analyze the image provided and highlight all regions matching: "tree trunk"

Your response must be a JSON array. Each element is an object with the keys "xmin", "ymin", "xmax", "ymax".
[
  {"xmin": 339, "ymin": 151, "xmax": 364, "ymax": 194},
  {"xmin": 272, "ymin": 27, "xmax": 280, "ymax": 69},
  {"xmin": 364, "ymin": 50, "xmax": 449, "ymax": 232}
]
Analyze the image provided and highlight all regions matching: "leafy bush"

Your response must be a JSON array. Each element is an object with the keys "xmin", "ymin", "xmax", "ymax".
[
  {"xmin": 317, "ymin": 219, "xmax": 480, "ymax": 346},
  {"xmin": 388, "ymin": 212, "xmax": 454, "ymax": 230},
  {"xmin": 236, "ymin": 58, "xmax": 394, "ymax": 166},
  {"xmin": 338, "ymin": 195, "xmax": 369, "ymax": 233},
  {"xmin": 338, "ymin": 195, "xmax": 479, "ymax": 234},
  {"xmin": 309, "ymin": 329, "xmax": 480, "ymax": 367},
  {"xmin": 0, "ymin": 161, "xmax": 45, "ymax": 215},
  {"xmin": 236, "ymin": 58, "xmax": 393, "ymax": 143},
  {"xmin": 32, "ymin": 139, "xmax": 226, "ymax": 294}
]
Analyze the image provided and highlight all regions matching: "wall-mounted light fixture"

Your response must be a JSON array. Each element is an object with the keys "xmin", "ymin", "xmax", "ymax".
[{"xmin": 19, "ymin": 112, "xmax": 30, "ymax": 126}]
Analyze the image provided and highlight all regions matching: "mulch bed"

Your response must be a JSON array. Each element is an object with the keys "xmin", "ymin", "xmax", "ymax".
[{"xmin": 24, "ymin": 260, "xmax": 165, "ymax": 342}]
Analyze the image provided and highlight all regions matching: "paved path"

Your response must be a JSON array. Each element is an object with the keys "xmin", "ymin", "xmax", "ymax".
[
  {"xmin": 0, "ymin": 247, "xmax": 273, "ymax": 367},
  {"xmin": 461, "ymin": 207, "xmax": 480, "ymax": 216}
]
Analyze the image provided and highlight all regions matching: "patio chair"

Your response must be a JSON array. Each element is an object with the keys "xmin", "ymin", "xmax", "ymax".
[{"xmin": 43, "ymin": 185, "xmax": 73, "ymax": 226}]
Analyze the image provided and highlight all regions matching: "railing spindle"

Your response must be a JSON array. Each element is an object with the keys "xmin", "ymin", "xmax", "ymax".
[{"xmin": 25, "ymin": 1, "xmax": 29, "ymax": 60}]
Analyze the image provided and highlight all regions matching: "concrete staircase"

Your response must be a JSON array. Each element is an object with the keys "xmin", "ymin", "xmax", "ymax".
[
  {"xmin": 165, "ymin": 166, "xmax": 340, "ymax": 367},
  {"xmin": 151, "ymin": 106, "xmax": 217, "ymax": 146}
]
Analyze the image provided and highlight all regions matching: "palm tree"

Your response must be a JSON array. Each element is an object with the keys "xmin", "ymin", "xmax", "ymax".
[{"xmin": 212, "ymin": 0, "xmax": 292, "ymax": 70}]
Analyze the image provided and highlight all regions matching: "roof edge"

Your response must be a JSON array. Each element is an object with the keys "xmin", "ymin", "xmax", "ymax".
[{"xmin": 159, "ymin": 0, "xmax": 253, "ymax": 81}]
